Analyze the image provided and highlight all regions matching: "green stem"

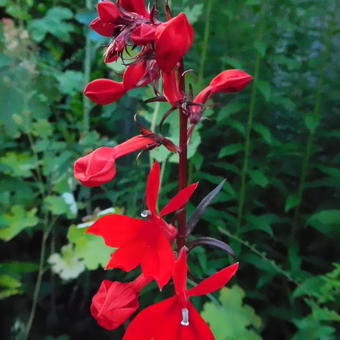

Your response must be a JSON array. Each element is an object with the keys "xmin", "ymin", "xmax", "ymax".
[
  {"xmin": 83, "ymin": 0, "xmax": 93, "ymax": 135},
  {"xmin": 236, "ymin": 0, "xmax": 266, "ymax": 235},
  {"xmin": 292, "ymin": 18, "xmax": 334, "ymax": 232},
  {"xmin": 198, "ymin": 0, "xmax": 213, "ymax": 86}
]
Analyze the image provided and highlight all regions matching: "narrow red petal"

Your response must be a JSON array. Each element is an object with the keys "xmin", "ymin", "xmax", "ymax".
[
  {"xmin": 188, "ymin": 262, "xmax": 239, "ymax": 297},
  {"xmin": 173, "ymin": 247, "xmax": 188, "ymax": 295},
  {"xmin": 90, "ymin": 17, "xmax": 115, "ymax": 37},
  {"xmin": 162, "ymin": 71, "xmax": 185, "ymax": 106},
  {"xmin": 87, "ymin": 214, "xmax": 145, "ymax": 248},
  {"xmin": 155, "ymin": 13, "xmax": 194, "ymax": 73},
  {"xmin": 113, "ymin": 135, "xmax": 154, "ymax": 158},
  {"xmin": 130, "ymin": 23, "xmax": 155, "ymax": 45},
  {"xmin": 97, "ymin": 1, "xmax": 121, "ymax": 22},
  {"xmin": 84, "ymin": 79, "xmax": 126, "ymax": 105},
  {"xmin": 160, "ymin": 183, "xmax": 198, "ymax": 217},
  {"xmin": 146, "ymin": 162, "xmax": 160, "ymax": 214},
  {"xmin": 209, "ymin": 69, "xmax": 253, "ymax": 93},
  {"xmin": 119, "ymin": 0, "xmax": 149, "ymax": 18},
  {"xmin": 123, "ymin": 61, "xmax": 148, "ymax": 90}
]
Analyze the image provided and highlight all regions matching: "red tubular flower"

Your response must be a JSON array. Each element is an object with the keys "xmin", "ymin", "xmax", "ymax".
[
  {"xmin": 87, "ymin": 163, "xmax": 198, "ymax": 288},
  {"xmin": 123, "ymin": 60, "xmax": 158, "ymax": 90},
  {"xmin": 91, "ymin": 274, "xmax": 151, "ymax": 330},
  {"xmin": 84, "ymin": 79, "xmax": 126, "ymax": 105},
  {"xmin": 74, "ymin": 135, "xmax": 154, "ymax": 187},
  {"xmin": 123, "ymin": 248, "xmax": 239, "ymax": 340},
  {"xmin": 118, "ymin": 0, "xmax": 150, "ymax": 18},
  {"xmin": 130, "ymin": 23, "xmax": 156, "ymax": 45},
  {"xmin": 155, "ymin": 13, "xmax": 194, "ymax": 73},
  {"xmin": 162, "ymin": 70, "xmax": 185, "ymax": 106}
]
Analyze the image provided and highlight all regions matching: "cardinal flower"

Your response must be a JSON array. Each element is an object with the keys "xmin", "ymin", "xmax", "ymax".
[
  {"xmin": 74, "ymin": 135, "xmax": 155, "ymax": 187},
  {"xmin": 189, "ymin": 69, "xmax": 253, "ymax": 126},
  {"xmin": 87, "ymin": 162, "xmax": 198, "ymax": 288},
  {"xmin": 118, "ymin": 0, "xmax": 150, "ymax": 18},
  {"xmin": 91, "ymin": 274, "xmax": 151, "ymax": 330},
  {"xmin": 123, "ymin": 248, "xmax": 239, "ymax": 340},
  {"xmin": 155, "ymin": 13, "xmax": 194, "ymax": 73}
]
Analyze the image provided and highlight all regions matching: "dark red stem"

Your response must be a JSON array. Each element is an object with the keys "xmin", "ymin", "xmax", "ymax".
[{"xmin": 177, "ymin": 60, "xmax": 188, "ymax": 250}]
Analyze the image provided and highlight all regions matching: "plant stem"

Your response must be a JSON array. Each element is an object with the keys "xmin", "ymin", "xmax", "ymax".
[
  {"xmin": 292, "ymin": 18, "xmax": 334, "ymax": 233},
  {"xmin": 177, "ymin": 60, "xmax": 188, "ymax": 250},
  {"xmin": 24, "ymin": 231, "xmax": 48, "ymax": 340},
  {"xmin": 198, "ymin": 0, "xmax": 213, "ymax": 86},
  {"xmin": 236, "ymin": 0, "xmax": 266, "ymax": 235}
]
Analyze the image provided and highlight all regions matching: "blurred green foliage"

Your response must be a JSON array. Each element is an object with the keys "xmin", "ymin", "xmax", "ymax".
[{"xmin": 0, "ymin": 0, "xmax": 339, "ymax": 339}]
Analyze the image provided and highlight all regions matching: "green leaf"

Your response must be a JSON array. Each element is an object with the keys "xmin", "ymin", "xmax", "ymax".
[
  {"xmin": 184, "ymin": 4, "xmax": 203, "ymax": 24},
  {"xmin": 48, "ymin": 244, "xmax": 86, "ymax": 280},
  {"xmin": 306, "ymin": 210, "xmax": 340, "ymax": 235},
  {"xmin": 55, "ymin": 70, "xmax": 84, "ymax": 96},
  {"xmin": 253, "ymin": 123, "xmax": 272, "ymax": 144},
  {"xmin": 32, "ymin": 119, "xmax": 53, "ymax": 139},
  {"xmin": 67, "ymin": 225, "xmax": 112, "ymax": 270},
  {"xmin": 218, "ymin": 144, "xmax": 243, "ymax": 158},
  {"xmin": 217, "ymin": 102, "xmax": 246, "ymax": 122},
  {"xmin": 256, "ymin": 80, "xmax": 271, "ymax": 102},
  {"xmin": 0, "ymin": 152, "xmax": 37, "ymax": 178},
  {"xmin": 0, "ymin": 274, "xmax": 22, "ymax": 299},
  {"xmin": 285, "ymin": 194, "xmax": 300, "ymax": 212},
  {"xmin": 305, "ymin": 115, "xmax": 320, "ymax": 133},
  {"xmin": 44, "ymin": 195, "xmax": 77, "ymax": 218},
  {"xmin": 202, "ymin": 286, "xmax": 263, "ymax": 340},
  {"xmin": 249, "ymin": 170, "xmax": 269, "ymax": 187},
  {"xmin": 0, "ymin": 205, "xmax": 38, "ymax": 241},
  {"xmin": 254, "ymin": 40, "xmax": 267, "ymax": 57}
]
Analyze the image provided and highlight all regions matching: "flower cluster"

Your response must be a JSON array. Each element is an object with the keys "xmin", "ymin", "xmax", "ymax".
[{"xmin": 73, "ymin": 0, "xmax": 253, "ymax": 338}]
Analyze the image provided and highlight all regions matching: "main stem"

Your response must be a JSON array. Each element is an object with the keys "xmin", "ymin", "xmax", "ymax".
[{"xmin": 177, "ymin": 60, "xmax": 188, "ymax": 250}]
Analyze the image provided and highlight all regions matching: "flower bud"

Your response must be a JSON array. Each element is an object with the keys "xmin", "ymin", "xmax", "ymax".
[
  {"xmin": 209, "ymin": 69, "xmax": 253, "ymax": 93},
  {"xmin": 84, "ymin": 79, "xmax": 126, "ymax": 105}
]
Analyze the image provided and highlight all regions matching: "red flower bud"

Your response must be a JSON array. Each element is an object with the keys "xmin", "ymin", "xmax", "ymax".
[
  {"xmin": 84, "ymin": 79, "xmax": 126, "ymax": 105},
  {"xmin": 91, "ymin": 275, "xmax": 150, "ymax": 330},
  {"xmin": 118, "ymin": 0, "xmax": 149, "ymax": 18},
  {"xmin": 90, "ymin": 17, "xmax": 116, "ymax": 37},
  {"xmin": 155, "ymin": 13, "xmax": 194, "ymax": 73},
  {"xmin": 209, "ymin": 69, "xmax": 253, "ymax": 93},
  {"xmin": 162, "ymin": 71, "xmax": 184, "ymax": 106},
  {"xmin": 130, "ymin": 23, "xmax": 156, "ymax": 45},
  {"xmin": 97, "ymin": 1, "xmax": 121, "ymax": 22},
  {"xmin": 74, "ymin": 136, "xmax": 154, "ymax": 187}
]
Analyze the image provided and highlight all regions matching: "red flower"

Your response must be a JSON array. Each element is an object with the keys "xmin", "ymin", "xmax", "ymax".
[
  {"xmin": 162, "ymin": 70, "xmax": 184, "ymax": 106},
  {"xmin": 90, "ymin": 1, "xmax": 121, "ymax": 37},
  {"xmin": 87, "ymin": 163, "xmax": 198, "ymax": 288},
  {"xmin": 91, "ymin": 274, "xmax": 151, "ymax": 330},
  {"xmin": 130, "ymin": 23, "xmax": 156, "ymax": 45},
  {"xmin": 84, "ymin": 79, "xmax": 126, "ymax": 105},
  {"xmin": 118, "ymin": 0, "xmax": 150, "ymax": 18},
  {"xmin": 155, "ymin": 13, "xmax": 194, "ymax": 73},
  {"xmin": 123, "ymin": 248, "xmax": 239, "ymax": 340},
  {"xmin": 74, "ymin": 135, "xmax": 154, "ymax": 187}
]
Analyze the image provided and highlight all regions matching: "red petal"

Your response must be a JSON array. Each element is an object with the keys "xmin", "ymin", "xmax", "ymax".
[
  {"xmin": 84, "ymin": 79, "xmax": 126, "ymax": 105},
  {"xmin": 188, "ymin": 262, "xmax": 239, "ymax": 297},
  {"xmin": 123, "ymin": 61, "xmax": 148, "ymax": 90},
  {"xmin": 155, "ymin": 13, "xmax": 194, "ymax": 73},
  {"xmin": 146, "ymin": 162, "xmax": 160, "ymax": 215},
  {"xmin": 162, "ymin": 70, "xmax": 184, "ymax": 106},
  {"xmin": 193, "ymin": 86, "xmax": 213, "ymax": 105},
  {"xmin": 90, "ymin": 17, "xmax": 115, "ymax": 37},
  {"xmin": 141, "ymin": 223, "xmax": 175, "ymax": 289},
  {"xmin": 209, "ymin": 69, "xmax": 253, "ymax": 93},
  {"xmin": 173, "ymin": 247, "xmax": 188, "ymax": 295},
  {"xmin": 113, "ymin": 135, "xmax": 154, "ymax": 158},
  {"xmin": 74, "ymin": 147, "xmax": 117, "ymax": 187},
  {"xmin": 130, "ymin": 23, "xmax": 155, "ymax": 45},
  {"xmin": 87, "ymin": 214, "xmax": 145, "ymax": 248},
  {"xmin": 122, "ymin": 297, "xmax": 177, "ymax": 340},
  {"xmin": 160, "ymin": 183, "xmax": 198, "ymax": 217},
  {"xmin": 97, "ymin": 1, "xmax": 121, "ymax": 22},
  {"xmin": 119, "ymin": 0, "xmax": 149, "ymax": 18}
]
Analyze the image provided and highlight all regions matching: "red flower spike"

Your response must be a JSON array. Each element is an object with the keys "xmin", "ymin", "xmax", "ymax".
[
  {"xmin": 74, "ymin": 136, "xmax": 154, "ymax": 187},
  {"xmin": 155, "ymin": 13, "xmax": 194, "ymax": 73},
  {"xmin": 84, "ymin": 79, "xmax": 126, "ymax": 105},
  {"xmin": 209, "ymin": 69, "xmax": 253, "ymax": 94},
  {"xmin": 130, "ymin": 23, "xmax": 156, "ymax": 45},
  {"xmin": 119, "ymin": 0, "xmax": 150, "ymax": 18},
  {"xmin": 90, "ymin": 17, "xmax": 116, "ymax": 37},
  {"xmin": 91, "ymin": 274, "xmax": 150, "ymax": 330},
  {"xmin": 162, "ymin": 71, "xmax": 185, "ymax": 106},
  {"xmin": 97, "ymin": 1, "xmax": 121, "ymax": 22},
  {"xmin": 123, "ymin": 248, "xmax": 238, "ymax": 340}
]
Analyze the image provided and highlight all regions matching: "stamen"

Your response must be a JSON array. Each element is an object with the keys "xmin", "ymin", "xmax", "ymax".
[
  {"xmin": 141, "ymin": 210, "xmax": 151, "ymax": 218},
  {"xmin": 181, "ymin": 308, "xmax": 189, "ymax": 326}
]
